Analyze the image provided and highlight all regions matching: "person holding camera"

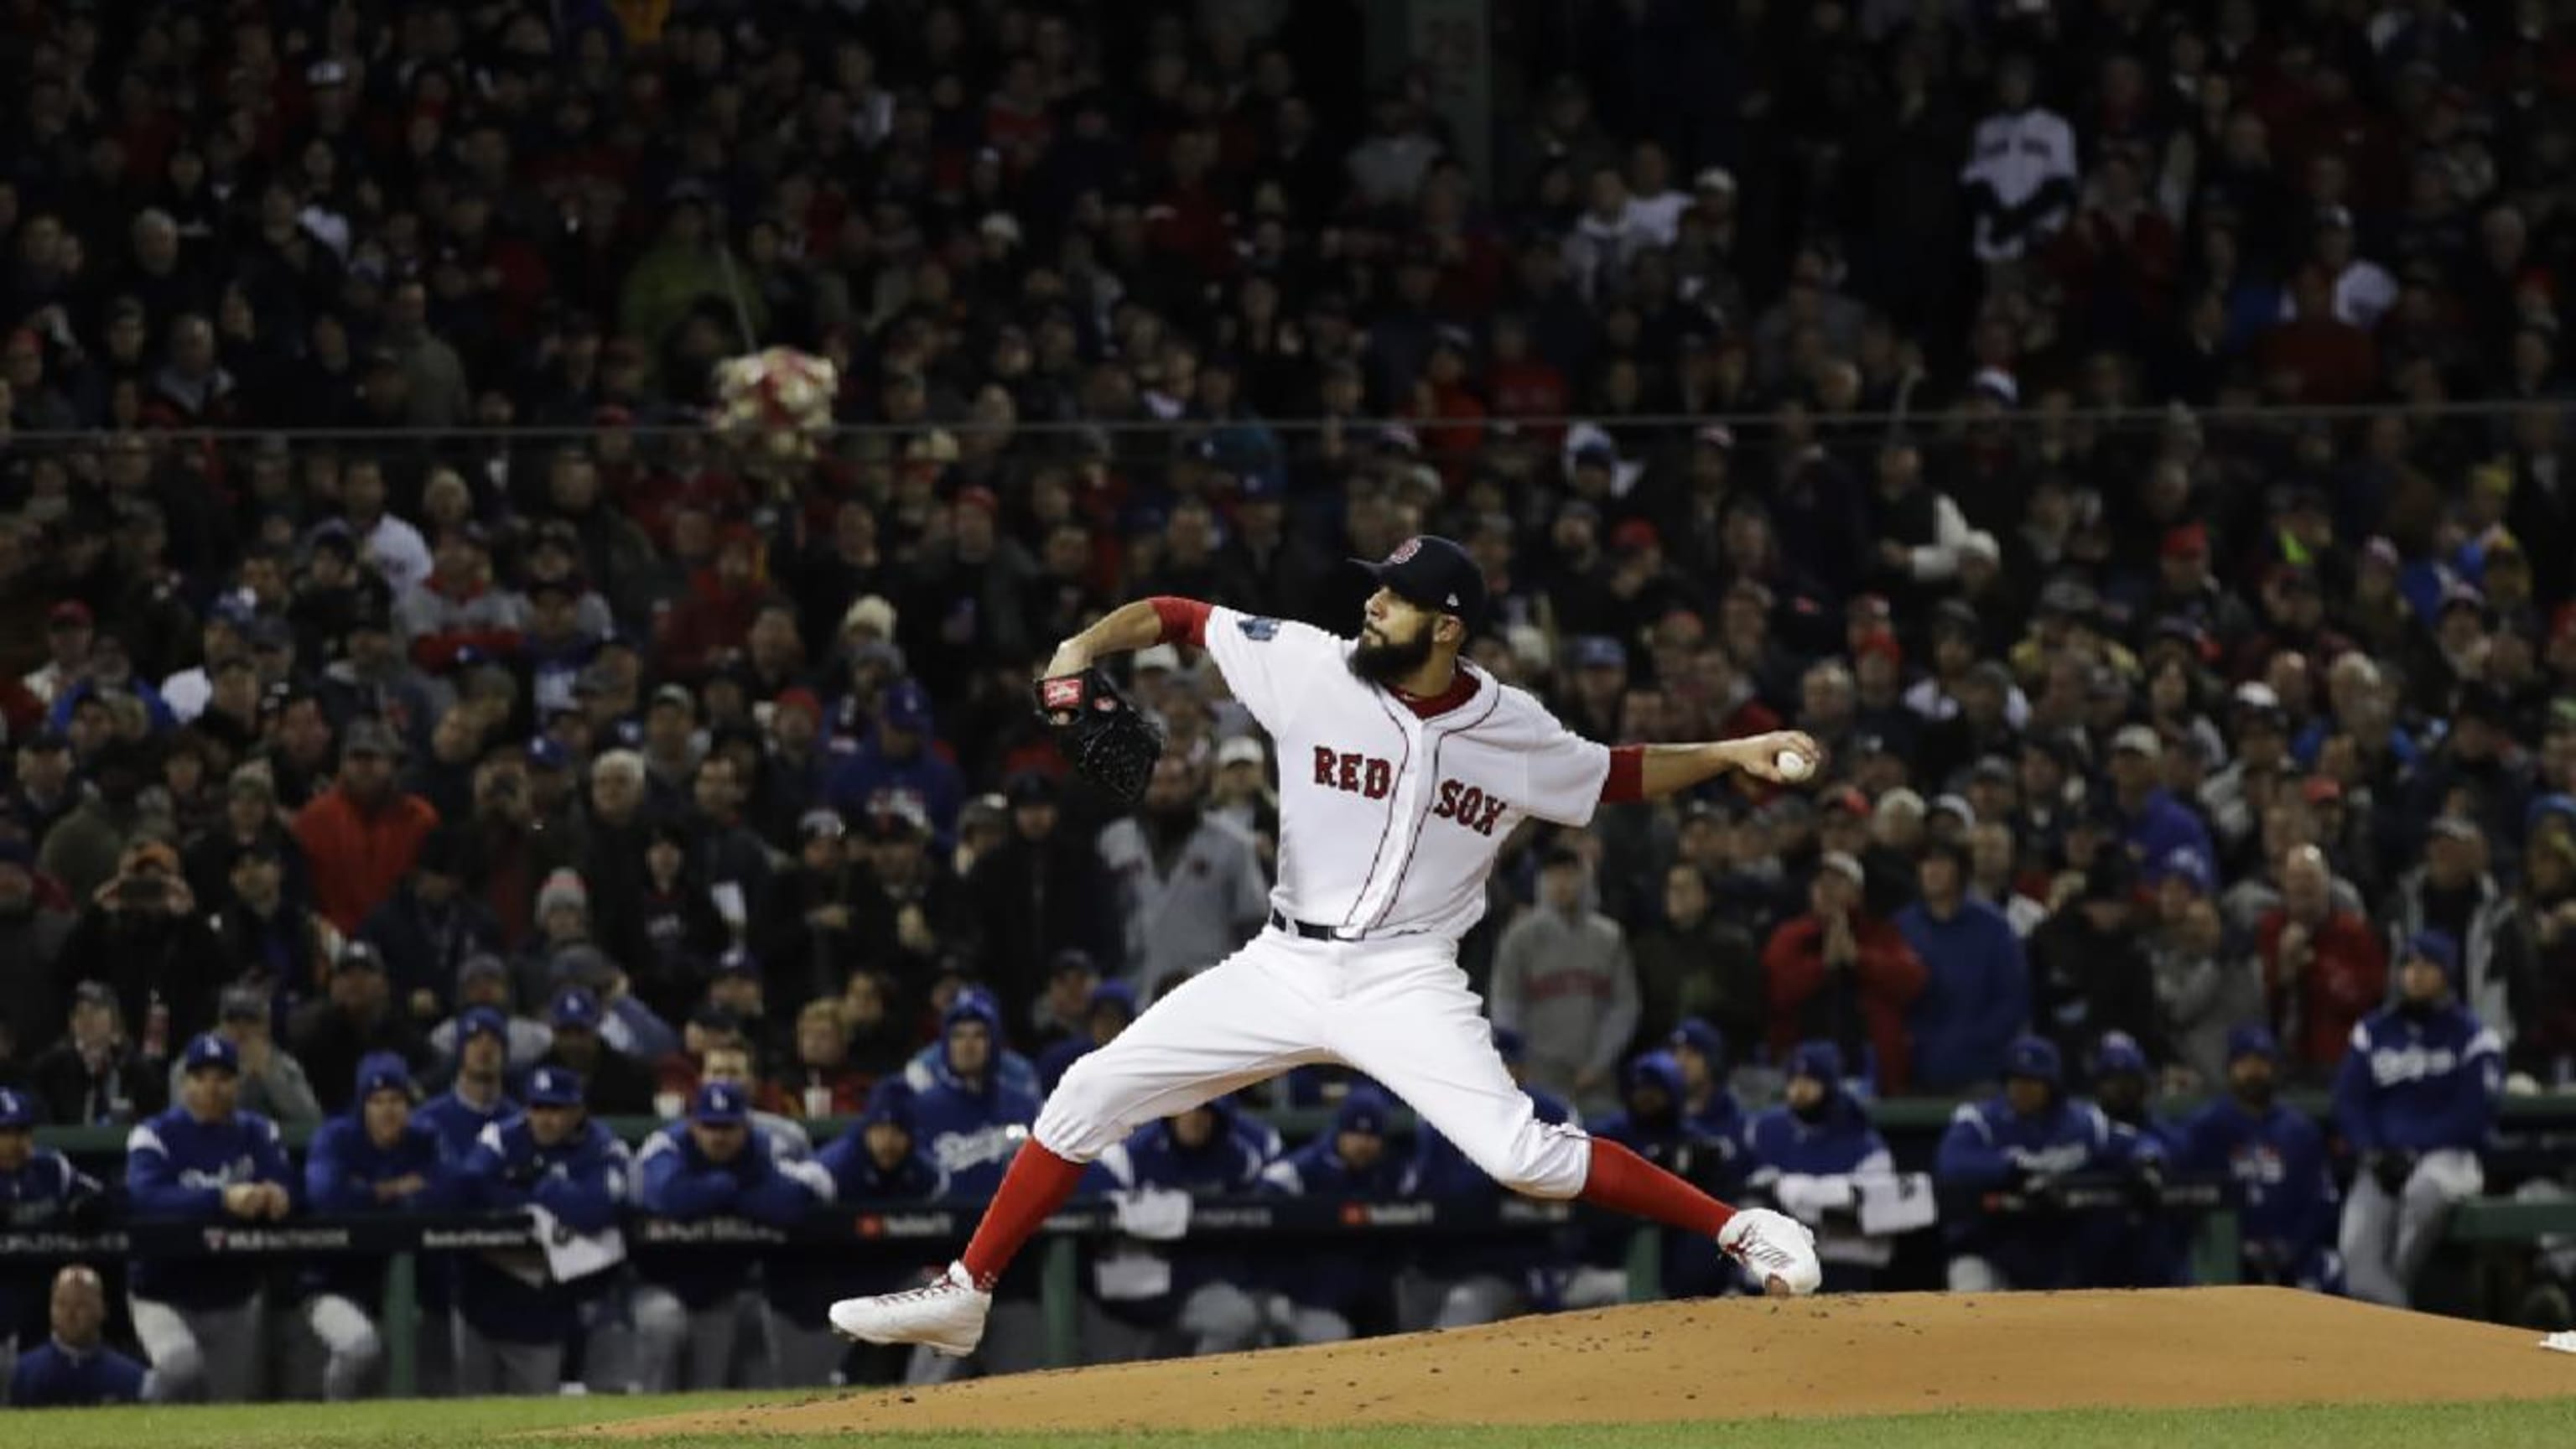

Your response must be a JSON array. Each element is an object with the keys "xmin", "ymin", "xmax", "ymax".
[{"xmin": 53, "ymin": 838, "xmax": 223, "ymax": 1052}]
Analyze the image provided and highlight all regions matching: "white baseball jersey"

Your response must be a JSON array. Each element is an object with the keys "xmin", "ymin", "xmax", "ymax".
[{"xmin": 1199, "ymin": 605, "xmax": 1611, "ymax": 941}]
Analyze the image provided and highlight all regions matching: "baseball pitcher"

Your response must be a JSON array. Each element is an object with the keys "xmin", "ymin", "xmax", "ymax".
[{"xmin": 828, "ymin": 538, "xmax": 1823, "ymax": 1358}]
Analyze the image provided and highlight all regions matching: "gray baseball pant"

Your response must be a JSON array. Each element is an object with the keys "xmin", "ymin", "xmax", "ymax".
[
  {"xmin": 766, "ymin": 1310, "xmax": 846, "ymax": 1386},
  {"xmin": 628, "ymin": 1284, "xmax": 747, "ymax": 1391},
  {"xmin": 1265, "ymin": 1296, "xmax": 1351, "ymax": 1346},
  {"xmin": 453, "ymin": 1319, "xmax": 563, "ymax": 1396},
  {"xmin": 901, "ymin": 1301, "xmax": 1044, "ymax": 1384},
  {"xmin": 128, "ymin": 1292, "xmax": 265, "ymax": 1402},
  {"xmin": 2340, "ymin": 1147, "xmax": 2484, "ymax": 1307},
  {"xmin": 1427, "ymin": 1273, "xmax": 1525, "ymax": 1328},
  {"xmin": 302, "ymin": 1293, "xmax": 384, "ymax": 1400}
]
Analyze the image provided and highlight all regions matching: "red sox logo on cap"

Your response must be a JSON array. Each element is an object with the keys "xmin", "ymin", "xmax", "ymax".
[{"xmin": 1385, "ymin": 538, "xmax": 1422, "ymax": 565}]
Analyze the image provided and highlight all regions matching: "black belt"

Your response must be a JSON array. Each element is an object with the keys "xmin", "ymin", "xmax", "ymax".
[{"xmin": 1270, "ymin": 908, "xmax": 1341, "ymax": 941}]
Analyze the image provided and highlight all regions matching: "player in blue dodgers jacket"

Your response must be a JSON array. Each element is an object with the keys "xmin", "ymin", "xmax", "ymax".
[
  {"xmin": 2084, "ymin": 1031, "xmax": 2187, "ymax": 1287},
  {"xmin": 1036, "ymin": 981, "xmax": 1138, "ymax": 1094},
  {"xmin": 1587, "ymin": 1050, "xmax": 1745, "ymax": 1300},
  {"xmin": 904, "ymin": 986, "xmax": 1042, "ymax": 1101},
  {"xmin": 1934, "ymin": 1034, "xmax": 2165, "ymax": 1291},
  {"xmin": 2334, "ymin": 931, "xmax": 2503, "ymax": 1308},
  {"xmin": 628, "ymin": 1082, "xmax": 835, "ymax": 1391},
  {"xmin": 1742, "ymin": 1041, "xmax": 1899, "ymax": 1292},
  {"xmin": 1078, "ymin": 1093, "xmax": 1275, "ymax": 1363},
  {"xmin": 788, "ymin": 1083, "xmax": 946, "ymax": 1387},
  {"xmin": 1256, "ymin": 1087, "xmax": 1408, "ymax": 1344},
  {"xmin": 297, "ymin": 1052, "xmax": 456, "ymax": 1400},
  {"xmin": 452, "ymin": 1065, "xmax": 632, "ymax": 1395},
  {"xmin": 1668, "ymin": 1018, "xmax": 1747, "ymax": 1144},
  {"xmin": 8, "ymin": 1266, "xmax": 147, "ymax": 1407},
  {"xmin": 1399, "ymin": 1027, "xmax": 1580, "ymax": 1331},
  {"xmin": 123, "ymin": 1032, "xmax": 295, "ymax": 1401},
  {"xmin": 0, "ymin": 1088, "xmax": 106, "ymax": 1388},
  {"xmin": 900, "ymin": 990, "xmax": 1044, "ymax": 1383},
  {"xmin": 408, "ymin": 1005, "xmax": 517, "ymax": 1396},
  {"xmin": 2172, "ymin": 1025, "xmax": 2343, "ymax": 1291}
]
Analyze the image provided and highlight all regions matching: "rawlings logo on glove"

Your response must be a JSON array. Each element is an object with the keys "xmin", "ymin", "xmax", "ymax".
[{"xmin": 1034, "ymin": 667, "xmax": 1163, "ymax": 804}]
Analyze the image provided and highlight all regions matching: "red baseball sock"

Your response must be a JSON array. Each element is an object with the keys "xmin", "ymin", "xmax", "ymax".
[
  {"xmin": 958, "ymin": 1140, "xmax": 1087, "ymax": 1289},
  {"xmin": 1577, "ymin": 1137, "xmax": 1736, "ymax": 1237}
]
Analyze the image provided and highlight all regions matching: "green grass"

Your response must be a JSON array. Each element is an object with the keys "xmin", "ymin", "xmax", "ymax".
[{"xmin": 9, "ymin": 1395, "xmax": 2576, "ymax": 1448}]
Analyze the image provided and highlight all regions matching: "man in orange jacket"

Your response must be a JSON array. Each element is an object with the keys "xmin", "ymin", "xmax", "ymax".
[
  {"xmin": 1763, "ymin": 851, "xmax": 1929, "ymax": 1093},
  {"xmin": 292, "ymin": 717, "xmax": 439, "ymax": 935}
]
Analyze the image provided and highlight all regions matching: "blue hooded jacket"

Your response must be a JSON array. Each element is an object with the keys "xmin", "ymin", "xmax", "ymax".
[{"xmin": 909, "ymin": 991, "xmax": 1041, "ymax": 1198}]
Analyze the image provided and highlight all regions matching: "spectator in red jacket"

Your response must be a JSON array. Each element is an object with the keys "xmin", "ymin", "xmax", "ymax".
[
  {"xmin": 1763, "ymin": 852, "xmax": 1930, "ymax": 1093},
  {"xmin": 2257, "ymin": 843, "xmax": 2388, "ymax": 1077},
  {"xmin": 290, "ymin": 718, "xmax": 439, "ymax": 935}
]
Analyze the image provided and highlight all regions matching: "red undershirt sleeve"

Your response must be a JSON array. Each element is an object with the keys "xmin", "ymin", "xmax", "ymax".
[
  {"xmin": 1600, "ymin": 745, "xmax": 1645, "ymax": 803},
  {"xmin": 1148, "ymin": 596, "xmax": 1212, "ymax": 647}
]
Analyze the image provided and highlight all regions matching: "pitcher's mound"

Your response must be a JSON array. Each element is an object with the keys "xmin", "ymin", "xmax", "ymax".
[{"xmin": 600, "ymin": 1288, "xmax": 2573, "ymax": 1436}]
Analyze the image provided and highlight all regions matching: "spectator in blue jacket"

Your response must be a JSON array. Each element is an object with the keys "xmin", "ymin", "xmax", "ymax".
[
  {"xmin": 298, "ymin": 1052, "xmax": 455, "ymax": 1400},
  {"xmin": 2173, "ymin": 1025, "xmax": 2343, "ymax": 1292},
  {"xmin": 408, "ymin": 1005, "xmax": 517, "ymax": 1397},
  {"xmin": 1590, "ymin": 1050, "xmax": 1737, "ymax": 1299},
  {"xmin": 825, "ymin": 680, "xmax": 965, "ymax": 848},
  {"xmin": 1744, "ymin": 1041, "xmax": 1898, "ymax": 1292},
  {"xmin": 1935, "ymin": 1035, "xmax": 2163, "ymax": 1292},
  {"xmin": 904, "ymin": 986, "xmax": 1041, "ymax": 1103},
  {"xmin": 452, "ymin": 1065, "xmax": 631, "ymax": 1396},
  {"xmin": 1898, "ymin": 839, "xmax": 2030, "ymax": 1092},
  {"xmin": 8, "ymin": 1266, "xmax": 147, "ymax": 1407},
  {"xmin": 123, "ymin": 1033, "xmax": 294, "ymax": 1401},
  {"xmin": 902, "ymin": 991, "xmax": 1045, "ymax": 1382},
  {"xmin": 1036, "ymin": 981, "xmax": 1136, "ymax": 1094},
  {"xmin": 2334, "ymin": 931, "xmax": 2502, "ymax": 1307},
  {"xmin": 1402, "ymin": 1027, "xmax": 1580, "ymax": 1330},
  {"xmin": 1083, "ymin": 1093, "xmax": 1274, "ymax": 1362},
  {"xmin": 1668, "ymin": 1018, "xmax": 1748, "ymax": 1146},
  {"xmin": 910, "ymin": 991, "xmax": 1042, "ymax": 1198},
  {"xmin": 2107, "ymin": 724, "xmax": 2217, "ymax": 879},
  {"xmin": 1260, "ymin": 1088, "xmax": 1405, "ymax": 1344},
  {"xmin": 629, "ymin": 1081, "xmax": 835, "ymax": 1392},
  {"xmin": 0, "ymin": 1088, "xmax": 105, "ymax": 1385},
  {"xmin": 790, "ymin": 1082, "xmax": 945, "ymax": 1385}
]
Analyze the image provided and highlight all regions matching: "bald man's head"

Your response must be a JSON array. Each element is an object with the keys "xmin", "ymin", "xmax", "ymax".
[{"xmin": 51, "ymin": 1264, "xmax": 106, "ymax": 1348}]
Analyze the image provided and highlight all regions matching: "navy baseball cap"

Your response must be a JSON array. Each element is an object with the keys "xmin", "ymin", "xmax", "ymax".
[
  {"xmin": 355, "ymin": 1051, "xmax": 415, "ymax": 1100},
  {"xmin": 0, "ymin": 1088, "xmax": 34, "ymax": 1129},
  {"xmin": 714, "ymin": 947, "xmax": 762, "ymax": 980},
  {"xmin": 2406, "ymin": 930, "xmax": 2461, "ymax": 974},
  {"xmin": 1352, "ymin": 535, "xmax": 1486, "ymax": 631},
  {"xmin": 456, "ymin": 1005, "xmax": 509, "ymax": 1045},
  {"xmin": 1670, "ymin": 1018, "xmax": 1724, "ymax": 1066},
  {"xmin": 1571, "ymin": 635, "xmax": 1627, "ymax": 671},
  {"xmin": 1786, "ymin": 1039, "xmax": 1845, "ymax": 1085},
  {"xmin": 1492, "ymin": 1026, "xmax": 1527, "ymax": 1064},
  {"xmin": 550, "ymin": 986, "xmax": 604, "ymax": 1030},
  {"xmin": 860, "ymin": 1080, "xmax": 917, "ymax": 1132},
  {"xmin": 1334, "ymin": 1087, "xmax": 1393, "ymax": 1136},
  {"xmin": 2093, "ymin": 1031, "xmax": 2149, "ymax": 1078},
  {"xmin": 1087, "ymin": 980, "xmax": 1138, "ymax": 1020},
  {"xmin": 2003, "ymin": 1035, "xmax": 2062, "ymax": 1086},
  {"xmin": 691, "ymin": 1081, "xmax": 749, "ymax": 1126},
  {"xmin": 184, "ymin": 1032, "xmax": 242, "ymax": 1075},
  {"xmin": 881, "ymin": 678, "xmax": 934, "ymax": 733},
  {"xmin": 526, "ymin": 1065, "xmax": 584, "ymax": 1107},
  {"xmin": 2226, "ymin": 1023, "xmax": 2282, "ymax": 1063},
  {"xmin": 527, "ymin": 736, "xmax": 571, "ymax": 772}
]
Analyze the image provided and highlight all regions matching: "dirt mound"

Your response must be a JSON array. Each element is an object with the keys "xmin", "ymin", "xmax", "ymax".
[{"xmin": 598, "ymin": 1289, "xmax": 2574, "ymax": 1436}]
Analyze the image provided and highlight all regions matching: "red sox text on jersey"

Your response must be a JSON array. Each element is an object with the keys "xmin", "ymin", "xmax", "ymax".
[{"xmin": 1311, "ymin": 747, "xmax": 1509, "ymax": 836}]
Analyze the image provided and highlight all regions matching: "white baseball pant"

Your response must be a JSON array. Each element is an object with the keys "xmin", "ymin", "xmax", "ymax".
[
  {"xmin": 128, "ymin": 1292, "xmax": 264, "ymax": 1402},
  {"xmin": 1036, "ymin": 929, "xmax": 1592, "ymax": 1198},
  {"xmin": 301, "ymin": 1293, "xmax": 383, "ymax": 1400},
  {"xmin": 2340, "ymin": 1147, "xmax": 2484, "ymax": 1307}
]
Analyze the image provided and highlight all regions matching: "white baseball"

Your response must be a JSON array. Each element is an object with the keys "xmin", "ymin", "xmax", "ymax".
[{"xmin": 1774, "ymin": 748, "xmax": 1815, "ymax": 782}]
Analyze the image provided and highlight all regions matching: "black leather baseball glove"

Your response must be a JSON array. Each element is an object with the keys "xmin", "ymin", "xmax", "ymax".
[{"xmin": 1035, "ymin": 666, "xmax": 1163, "ymax": 804}]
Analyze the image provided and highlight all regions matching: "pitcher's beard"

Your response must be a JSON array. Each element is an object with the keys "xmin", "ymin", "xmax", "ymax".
[{"xmin": 1348, "ymin": 623, "xmax": 1436, "ymax": 686}]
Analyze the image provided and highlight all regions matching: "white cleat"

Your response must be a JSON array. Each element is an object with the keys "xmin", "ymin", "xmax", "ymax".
[
  {"xmin": 1718, "ymin": 1208, "xmax": 1823, "ymax": 1297},
  {"xmin": 828, "ymin": 1261, "xmax": 990, "ymax": 1358}
]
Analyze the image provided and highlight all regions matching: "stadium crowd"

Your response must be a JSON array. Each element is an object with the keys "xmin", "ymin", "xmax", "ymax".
[{"xmin": 2, "ymin": 0, "xmax": 2575, "ymax": 1406}]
